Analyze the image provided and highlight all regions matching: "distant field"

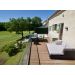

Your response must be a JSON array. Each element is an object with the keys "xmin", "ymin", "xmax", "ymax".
[{"xmin": 0, "ymin": 31, "xmax": 30, "ymax": 50}]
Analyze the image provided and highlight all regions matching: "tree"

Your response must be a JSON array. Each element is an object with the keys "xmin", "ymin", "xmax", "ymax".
[
  {"xmin": 31, "ymin": 16, "xmax": 42, "ymax": 30},
  {"xmin": 7, "ymin": 16, "xmax": 42, "ymax": 39},
  {"xmin": 0, "ymin": 22, "xmax": 6, "ymax": 31},
  {"xmin": 10, "ymin": 18, "xmax": 20, "ymax": 34},
  {"xmin": 26, "ymin": 17, "xmax": 32, "ymax": 34},
  {"xmin": 5, "ymin": 22, "xmax": 12, "ymax": 32},
  {"xmin": 17, "ymin": 17, "xmax": 27, "ymax": 38},
  {"xmin": 8, "ymin": 17, "xmax": 27, "ymax": 39}
]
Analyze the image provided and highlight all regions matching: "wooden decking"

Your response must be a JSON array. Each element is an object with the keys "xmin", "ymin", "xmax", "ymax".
[
  {"xmin": 29, "ymin": 42, "xmax": 39, "ymax": 65},
  {"xmin": 29, "ymin": 39, "xmax": 75, "ymax": 65}
]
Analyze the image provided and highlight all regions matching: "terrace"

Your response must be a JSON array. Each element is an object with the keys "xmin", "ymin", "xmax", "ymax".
[{"xmin": 28, "ymin": 37, "xmax": 75, "ymax": 65}]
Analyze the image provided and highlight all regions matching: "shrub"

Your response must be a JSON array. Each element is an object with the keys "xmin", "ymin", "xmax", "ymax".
[
  {"xmin": 2, "ymin": 40, "xmax": 26, "ymax": 56},
  {"xmin": 2, "ymin": 43, "xmax": 20, "ymax": 56},
  {"xmin": 7, "ymin": 45, "xmax": 19, "ymax": 56},
  {"xmin": 17, "ymin": 41, "xmax": 26, "ymax": 49},
  {"xmin": 21, "ymin": 43, "xmax": 26, "ymax": 48},
  {"xmin": 17, "ymin": 41, "xmax": 22, "ymax": 49}
]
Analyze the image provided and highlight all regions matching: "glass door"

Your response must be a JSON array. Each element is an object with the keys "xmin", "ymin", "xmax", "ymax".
[{"xmin": 59, "ymin": 23, "xmax": 64, "ymax": 40}]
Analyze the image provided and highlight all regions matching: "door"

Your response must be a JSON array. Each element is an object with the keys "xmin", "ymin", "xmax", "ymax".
[{"xmin": 59, "ymin": 23, "xmax": 64, "ymax": 40}]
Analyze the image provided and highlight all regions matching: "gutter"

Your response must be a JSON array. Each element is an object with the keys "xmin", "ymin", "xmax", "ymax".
[{"xmin": 48, "ymin": 10, "xmax": 66, "ymax": 21}]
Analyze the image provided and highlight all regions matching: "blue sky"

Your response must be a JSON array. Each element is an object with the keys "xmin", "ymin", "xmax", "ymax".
[{"xmin": 0, "ymin": 10, "xmax": 55, "ymax": 22}]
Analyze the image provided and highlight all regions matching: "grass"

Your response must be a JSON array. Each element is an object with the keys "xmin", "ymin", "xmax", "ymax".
[
  {"xmin": 0, "ymin": 31, "xmax": 21, "ymax": 50},
  {"xmin": 0, "ymin": 31, "xmax": 32, "ymax": 50},
  {"xmin": 0, "ymin": 31, "xmax": 33, "ymax": 65},
  {"xmin": 5, "ymin": 52, "xmax": 23, "ymax": 65},
  {"xmin": 0, "ymin": 52, "xmax": 9, "ymax": 64}
]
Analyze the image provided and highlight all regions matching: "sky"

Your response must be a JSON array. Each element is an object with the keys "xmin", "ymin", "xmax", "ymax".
[{"xmin": 0, "ymin": 10, "xmax": 55, "ymax": 22}]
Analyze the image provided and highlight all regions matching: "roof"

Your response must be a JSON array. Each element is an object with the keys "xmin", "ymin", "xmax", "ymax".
[
  {"xmin": 42, "ymin": 19, "xmax": 48, "ymax": 26},
  {"xmin": 42, "ymin": 20, "xmax": 48, "ymax": 24},
  {"xmin": 48, "ymin": 10, "xmax": 66, "ymax": 20}
]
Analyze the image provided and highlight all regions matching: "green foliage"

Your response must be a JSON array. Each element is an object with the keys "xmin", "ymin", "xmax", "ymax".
[
  {"xmin": 5, "ymin": 52, "xmax": 23, "ymax": 65},
  {"xmin": 5, "ymin": 43, "xmax": 27, "ymax": 65},
  {"xmin": 2, "ymin": 40, "xmax": 26, "ymax": 57},
  {"xmin": 0, "ymin": 31, "xmax": 31, "ymax": 51},
  {"xmin": 2, "ymin": 43, "xmax": 20, "ymax": 56},
  {"xmin": 0, "ymin": 31, "xmax": 31, "ymax": 64},
  {"xmin": 5, "ymin": 22, "xmax": 12, "ymax": 31},
  {"xmin": 17, "ymin": 41, "xmax": 22, "ymax": 49},
  {"xmin": 0, "ymin": 31, "xmax": 21, "ymax": 51},
  {"xmin": 0, "ymin": 16, "xmax": 42, "ymax": 32},
  {"xmin": 7, "ymin": 16, "xmax": 42, "ymax": 38},
  {"xmin": 31, "ymin": 16, "xmax": 42, "ymax": 29},
  {"xmin": 21, "ymin": 43, "xmax": 26, "ymax": 48},
  {"xmin": 9, "ymin": 17, "xmax": 28, "ymax": 38},
  {"xmin": 7, "ymin": 28, "xmax": 12, "ymax": 32},
  {"xmin": 17, "ymin": 41, "xmax": 26, "ymax": 49},
  {"xmin": 0, "ymin": 22, "xmax": 6, "ymax": 31},
  {"xmin": 26, "ymin": 17, "xmax": 32, "ymax": 33},
  {"xmin": 0, "ymin": 52, "xmax": 9, "ymax": 64},
  {"xmin": 7, "ymin": 45, "xmax": 18, "ymax": 56}
]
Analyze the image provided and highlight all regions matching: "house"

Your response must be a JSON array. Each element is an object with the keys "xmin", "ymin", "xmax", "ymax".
[
  {"xmin": 48, "ymin": 10, "xmax": 75, "ymax": 48},
  {"xmin": 42, "ymin": 20, "xmax": 48, "ymax": 26}
]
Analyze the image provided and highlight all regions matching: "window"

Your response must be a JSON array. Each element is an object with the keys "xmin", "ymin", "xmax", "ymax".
[
  {"xmin": 52, "ymin": 24, "xmax": 57, "ymax": 31},
  {"xmin": 51, "ymin": 23, "xmax": 64, "ymax": 33},
  {"xmin": 54, "ymin": 24, "xmax": 57, "ymax": 30},
  {"xmin": 56, "ymin": 24, "xmax": 60, "ymax": 33},
  {"xmin": 49, "ymin": 26, "xmax": 51, "ymax": 31}
]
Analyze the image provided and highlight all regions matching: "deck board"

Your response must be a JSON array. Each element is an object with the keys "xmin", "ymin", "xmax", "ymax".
[
  {"xmin": 29, "ymin": 42, "xmax": 39, "ymax": 65},
  {"xmin": 29, "ymin": 39, "xmax": 75, "ymax": 65}
]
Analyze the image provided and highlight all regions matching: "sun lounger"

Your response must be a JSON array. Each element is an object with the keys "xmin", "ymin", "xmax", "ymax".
[
  {"xmin": 47, "ymin": 40, "xmax": 75, "ymax": 60},
  {"xmin": 47, "ymin": 40, "xmax": 66, "ymax": 55}
]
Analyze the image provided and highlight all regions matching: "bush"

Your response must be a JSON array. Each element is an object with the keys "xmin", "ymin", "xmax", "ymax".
[
  {"xmin": 8, "ymin": 45, "xmax": 19, "ymax": 56},
  {"xmin": 2, "ymin": 43, "xmax": 20, "ymax": 56},
  {"xmin": 17, "ymin": 41, "xmax": 22, "ymax": 49},
  {"xmin": 21, "ymin": 43, "xmax": 26, "ymax": 48},
  {"xmin": 2, "ymin": 41, "xmax": 26, "ymax": 56},
  {"xmin": 17, "ymin": 41, "xmax": 26, "ymax": 49}
]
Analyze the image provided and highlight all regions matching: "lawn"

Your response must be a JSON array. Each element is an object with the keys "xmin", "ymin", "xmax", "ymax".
[
  {"xmin": 5, "ymin": 51, "xmax": 23, "ymax": 65},
  {"xmin": 0, "ymin": 31, "xmax": 32, "ymax": 65},
  {"xmin": 0, "ymin": 31, "xmax": 30, "ymax": 50}
]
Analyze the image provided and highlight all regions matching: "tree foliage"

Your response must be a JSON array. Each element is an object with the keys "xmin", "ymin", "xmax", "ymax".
[
  {"xmin": 0, "ymin": 22, "xmax": 6, "ymax": 31},
  {"xmin": 9, "ymin": 17, "xmax": 27, "ymax": 38},
  {"xmin": 0, "ymin": 16, "xmax": 42, "ymax": 38},
  {"xmin": 26, "ymin": 17, "xmax": 32, "ymax": 34},
  {"xmin": 31, "ymin": 16, "xmax": 42, "ymax": 29}
]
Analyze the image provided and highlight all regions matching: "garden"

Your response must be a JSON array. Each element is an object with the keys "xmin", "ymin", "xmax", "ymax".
[{"xmin": 0, "ymin": 16, "xmax": 42, "ymax": 64}]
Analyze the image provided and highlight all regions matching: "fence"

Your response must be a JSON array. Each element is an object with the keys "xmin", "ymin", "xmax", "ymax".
[{"xmin": 19, "ymin": 41, "xmax": 32, "ymax": 65}]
